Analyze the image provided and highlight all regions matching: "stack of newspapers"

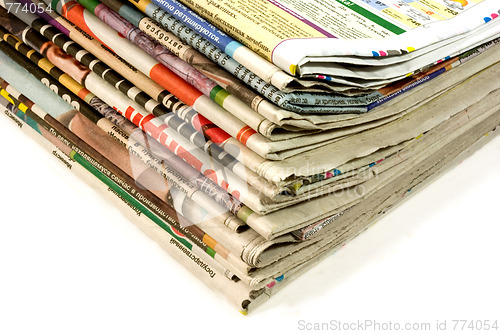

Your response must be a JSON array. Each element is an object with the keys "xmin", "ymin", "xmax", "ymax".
[{"xmin": 0, "ymin": 0, "xmax": 499, "ymax": 313}]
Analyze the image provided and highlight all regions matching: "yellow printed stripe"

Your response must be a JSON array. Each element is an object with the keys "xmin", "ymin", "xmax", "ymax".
[
  {"xmin": 0, "ymin": 89, "xmax": 15, "ymax": 105},
  {"xmin": 0, "ymin": 89, "xmax": 28, "ymax": 113},
  {"xmin": 59, "ymin": 74, "xmax": 83, "ymax": 93},
  {"xmin": 38, "ymin": 58, "xmax": 55, "ymax": 73},
  {"xmin": 133, "ymin": 0, "xmax": 149, "ymax": 14},
  {"xmin": 213, "ymin": 88, "xmax": 229, "ymax": 106}
]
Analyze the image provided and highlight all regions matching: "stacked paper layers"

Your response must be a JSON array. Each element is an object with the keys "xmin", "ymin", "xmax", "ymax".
[{"xmin": 0, "ymin": 0, "xmax": 499, "ymax": 313}]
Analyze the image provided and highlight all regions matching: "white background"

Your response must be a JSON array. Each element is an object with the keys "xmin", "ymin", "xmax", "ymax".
[{"xmin": 0, "ymin": 111, "xmax": 499, "ymax": 333}]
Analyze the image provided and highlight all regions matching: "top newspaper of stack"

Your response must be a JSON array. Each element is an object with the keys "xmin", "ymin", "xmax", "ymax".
[{"xmin": 156, "ymin": 0, "xmax": 500, "ymax": 91}]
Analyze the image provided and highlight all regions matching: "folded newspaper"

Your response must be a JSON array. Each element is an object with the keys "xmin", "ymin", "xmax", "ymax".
[
  {"xmin": 0, "ymin": 0, "xmax": 498, "ymax": 315},
  {"xmin": 149, "ymin": 0, "xmax": 500, "ymax": 90},
  {"xmin": 2, "ymin": 90, "xmax": 498, "ymax": 311}
]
